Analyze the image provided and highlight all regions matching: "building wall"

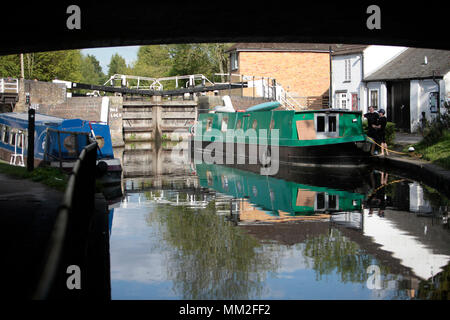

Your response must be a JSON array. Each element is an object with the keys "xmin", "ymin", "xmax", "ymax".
[
  {"xmin": 410, "ymin": 78, "xmax": 445, "ymax": 132},
  {"xmin": 365, "ymin": 81, "xmax": 387, "ymax": 114},
  {"xmin": 331, "ymin": 53, "xmax": 363, "ymax": 109},
  {"xmin": 236, "ymin": 51, "xmax": 330, "ymax": 98}
]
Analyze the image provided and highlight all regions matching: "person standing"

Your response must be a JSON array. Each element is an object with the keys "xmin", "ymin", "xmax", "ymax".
[
  {"xmin": 377, "ymin": 109, "xmax": 388, "ymax": 156},
  {"xmin": 364, "ymin": 106, "xmax": 380, "ymax": 155}
]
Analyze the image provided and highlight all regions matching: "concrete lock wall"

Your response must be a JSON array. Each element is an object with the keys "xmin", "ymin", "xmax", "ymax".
[{"xmin": 13, "ymin": 79, "xmax": 125, "ymax": 147}]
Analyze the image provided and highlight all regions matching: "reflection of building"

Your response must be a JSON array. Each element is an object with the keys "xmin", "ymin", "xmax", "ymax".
[{"xmin": 409, "ymin": 182, "xmax": 432, "ymax": 213}]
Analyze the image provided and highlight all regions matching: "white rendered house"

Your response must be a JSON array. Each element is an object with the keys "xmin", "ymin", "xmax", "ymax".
[
  {"xmin": 332, "ymin": 46, "xmax": 449, "ymax": 132},
  {"xmin": 331, "ymin": 45, "xmax": 407, "ymax": 112}
]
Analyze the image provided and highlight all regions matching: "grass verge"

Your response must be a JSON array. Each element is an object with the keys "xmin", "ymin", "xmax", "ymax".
[
  {"xmin": 409, "ymin": 130, "xmax": 450, "ymax": 170},
  {"xmin": 0, "ymin": 161, "xmax": 69, "ymax": 192}
]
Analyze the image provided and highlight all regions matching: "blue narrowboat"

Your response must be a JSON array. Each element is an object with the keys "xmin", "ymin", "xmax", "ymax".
[{"xmin": 0, "ymin": 112, "xmax": 122, "ymax": 185}]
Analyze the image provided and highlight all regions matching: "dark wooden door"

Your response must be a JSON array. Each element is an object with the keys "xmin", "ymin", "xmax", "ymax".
[{"xmin": 390, "ymin": 81, "xmax": 411, "ymax": 132}]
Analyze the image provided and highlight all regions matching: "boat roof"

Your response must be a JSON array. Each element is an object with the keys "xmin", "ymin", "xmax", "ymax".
[
  {"xmin": 295, "ymin": 108, "xmax": 362, "ymax": 114},
  {"xmin": 0, "ymin": 112, "xmax": 64, "ymax": 124}
]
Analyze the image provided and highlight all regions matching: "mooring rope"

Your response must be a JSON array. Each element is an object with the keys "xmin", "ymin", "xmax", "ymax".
[{"xmin": 365, "ymin": 136, "xmax": 422, "ymax": 158}]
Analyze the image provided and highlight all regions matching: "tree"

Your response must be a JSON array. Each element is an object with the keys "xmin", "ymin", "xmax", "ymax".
[
  {"xmin": 133, "ymin": 45, "xmax": 172, "ymax": 78},
  {"xmin": 80, "ymin": 54, "xmax": 106, "ymax": 85},
  {"xmin": 0, "ymin": 50, "xmax": 83, "ymax": 82},
  {"xmin": 107, "ymin": 53, "xmax": 129, "ymax": 78},
  {"xmin": 0, "ymin": 54, "xmax": 21, "ymax": 78}
]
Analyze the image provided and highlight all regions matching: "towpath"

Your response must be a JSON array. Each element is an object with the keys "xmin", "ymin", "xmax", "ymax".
[{"xmin": 0, "ymin": 173, "xmax": 63, "ymax": 298}]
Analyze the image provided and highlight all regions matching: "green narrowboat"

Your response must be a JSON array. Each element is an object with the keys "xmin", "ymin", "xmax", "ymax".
[{"xmin": 190, "ymin": 101, "xmax": 370, "ymax": 167}]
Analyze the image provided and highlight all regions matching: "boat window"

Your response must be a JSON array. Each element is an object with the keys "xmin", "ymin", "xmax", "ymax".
[
  {"xmin": 252, "ymin": 119, "xmax": 257, "ymax": 130},
  {"xmin": 206, "ymin": 118, "xmax": 213, "ymax": 132},
  {"xmin": 17, "ymin": 132, "xmax": 23, "ymax": 148},
  {"xmin": 328, "ymin": 195, "xmax": 338, "ymax": 209},
  {"xmin": 316, "ymin": 116, "xmax": 325, "ymax": 132},
  {"xmin": 236, "ymin": 119, "xmax": 242, "ymax": 129},
  {"xmin": 328, "ymin": 116, "xmax": 337, "ymax": 132},
  {"xmin": 316, "ymin": 193, "xmax": 326, "ymax": 210},
  {"xmin": 221, "ymin": 117, "xmax": 228, "ymax": 132},
  {"xmin": 10, "ymin": 130, "xmax": 16, "ymax": 146},
  {"xmin": 270, "ymin": 119, "xmax": 275, "ymax": 130},
  {"xmin": 0, "ymin": 124, "xmax": 3, "ymax": 142},
  {"xmin": 3, "ymin": 126, "xmax": 10, "ymax": 144}
]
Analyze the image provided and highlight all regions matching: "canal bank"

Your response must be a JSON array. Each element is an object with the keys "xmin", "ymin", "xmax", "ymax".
[
  {"xmin": 371, "ymin": 132, "xmax": 450, "ymax": 198},
  {"xmin": 372, "ymin": 154, "xmax": 450, "ymax": 198}
]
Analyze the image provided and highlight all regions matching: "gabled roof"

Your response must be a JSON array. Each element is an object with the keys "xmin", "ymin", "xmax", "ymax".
[
  {"xmin": 364, "ymin": 48, "xmax": 450, "ymax": 81},
  {"xmin": 331, "ymin": 44, "xmax": 369, "ymax": 56},
  {"xmin": 226, "ymin": 43, "xmax": 369, "ymax": 53}
]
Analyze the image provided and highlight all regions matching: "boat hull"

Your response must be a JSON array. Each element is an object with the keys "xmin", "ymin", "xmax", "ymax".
[{"xmin": 189, "ymin": 138, "xmax": 370, "ymax": 167}]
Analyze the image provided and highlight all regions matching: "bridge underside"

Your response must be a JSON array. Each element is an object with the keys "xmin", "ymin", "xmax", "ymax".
[{"xmin": 0, "ymin": 3, "xmax": 447, "ymax": 56}]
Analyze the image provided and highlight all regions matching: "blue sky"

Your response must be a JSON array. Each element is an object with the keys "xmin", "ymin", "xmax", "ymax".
[{"xmin": 81, "ymin": 46, "xmax": 140, "ymax": 74}]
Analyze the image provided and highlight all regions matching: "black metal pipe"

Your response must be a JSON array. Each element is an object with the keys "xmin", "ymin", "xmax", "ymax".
[{"xmin": 27, "ymin": 108, "xmax": 35, "ymax": 171}]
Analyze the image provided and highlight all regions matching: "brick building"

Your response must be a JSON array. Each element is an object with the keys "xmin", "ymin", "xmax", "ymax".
[{"xmin": 226, "ymin": 43, "xmax": 338, "ymax": 108}]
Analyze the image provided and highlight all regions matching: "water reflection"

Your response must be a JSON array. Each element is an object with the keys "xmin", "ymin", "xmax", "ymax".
[{"xmin": 110, "ymin": 142, "xmax": 450, "ymax": 300}]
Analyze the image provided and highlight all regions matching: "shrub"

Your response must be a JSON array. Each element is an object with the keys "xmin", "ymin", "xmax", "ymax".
[{"xmin": 362, "ymin": 119, "xmax": 396, "ymax": 146}]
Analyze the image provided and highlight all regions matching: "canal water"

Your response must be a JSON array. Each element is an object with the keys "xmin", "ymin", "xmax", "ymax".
[{"xmin": 109, "ymin": 142, "xmax": 450, "ymax": 300}]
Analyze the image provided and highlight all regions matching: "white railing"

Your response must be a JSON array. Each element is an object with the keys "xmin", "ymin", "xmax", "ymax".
[
  {"xmin": 105, "ymin": 74, "xmax": 214, "ymax": 91},
  {"xmin": 0, "ymin": 78, "xmax": 19, "ymax": 94}
]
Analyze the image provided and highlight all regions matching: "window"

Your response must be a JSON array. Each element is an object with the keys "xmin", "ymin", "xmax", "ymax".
[
  {"xmin": 231, "ymin": 52, "xmax": 239, "ymax": 71},
  {"xmin": 328, "ymin": 116, "xmax": 337, "ymax": 132},
  {"xmin": 370, "ymin": 90, "xmax": 379, "ymax": 109},
  {"xmin": 315, "ymin": 113, "xmax": 339, "ymax": 138},
  {"xmin": 328, "ymin": 195, "xmax": 338, "ymax": 210},
  {"xmin": 269, "ymin": 119, "xmax": 275, "ymax": 130},
  {"xmin": 316, "ymin": 193, "xmax": 326, "ymax": 210},
  {"xmin": 3, "ymin": 126, "xmax": 10, "ymax": 144},
  {"xmin": 206, "ymin": 118, "xmax": 213, "ymax": 131},
  {"xmin": 252, "ymin": 119, "xmax": 257, "ymax": 130},
  {"xmin": 221, "ymin": 117, "xmax": 228, "ymax": 132},
  {"xmin": 236, "ymin": 119, "xmax": 242, "ymax": 129},
  {"xmin": 316, "ymin": 116, "xmax": 325, "ymax": 132},
  {"xmin": 336, "ymin": 92, "xmax": 348, "ymax": 109},
  {"xmin": 344, "ymin": 59, "xmax": 351, "ymax": 82},
  {"xmin": 429, "ymin": 92, "xmax": 439, "ymax": 113},
  {"xmin": 10, "ymin": 130, "xmax": 16, "ymax": 146}
]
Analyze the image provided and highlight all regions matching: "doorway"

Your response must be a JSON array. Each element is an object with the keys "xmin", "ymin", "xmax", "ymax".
[{"xmin": 387, "ymin": 81, "xmax": 410, "ymax": 132}]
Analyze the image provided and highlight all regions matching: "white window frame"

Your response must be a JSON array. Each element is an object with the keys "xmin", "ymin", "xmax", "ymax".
[
  {"xmin": 344, "ymin": 59, "xmax": 351, "ymax": 82},
  {"xmin": 369, "ymin": 89, "xmax": 379, "ymax": 109},
  {"xmin": 314, "ymin": 113, "xmax": 339, "ymax": 139},
  {"xmin": 314, "ymin": 193, "xmax": 339, "ymax": 211},
  {"xmin": 336, "ymin": 92, "xmax": 348, "ymax": 109}
]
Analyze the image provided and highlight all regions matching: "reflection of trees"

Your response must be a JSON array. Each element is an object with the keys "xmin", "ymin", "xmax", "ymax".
[
  {"xmin": 417, "ymin": 262, "xmax": 450, "ymax": 300},
  {"xmin": 303, "ymin": 229, "xmax": 389, "ymax": 284},
  {"xmin": 146, "ymin": 201, "xmax": 282, "ymax": 299}
]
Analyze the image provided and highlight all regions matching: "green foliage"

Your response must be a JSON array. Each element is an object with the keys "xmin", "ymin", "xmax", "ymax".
[
  {"xmin": 133, "ymin": 45, "xmax": 172, "ymax": 78},
  {"xmin": 412, "ymin": 102, "xmax": 450, "ymax": 169},
  {"xmin": 0, "ymin": 50, "xmax": 83, "ymax": 82},
  {"xmin": 418, "ymin": 101, "xmax": 450, "ymax": 145},
  {"xmin": 362, "ymin": 119, "xmax": 396, "ymax": 145},
  {"xmin": 80, "ymin": 54, "xmax": 106, "ymax": 85},
  {"xmin": 0, "ymin": 54, "xmax": 21, "ymax": 77},
  {"xmin": 107, "ymin": 53, "xmax": 130, "ymax": 78},
  {"xmin": 413, "ymin": 130, "xmax": 450, "ymax": 170},
  {"xmin": 0, "ymin": 162, "xmax": 68, "ymax": 191}
]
